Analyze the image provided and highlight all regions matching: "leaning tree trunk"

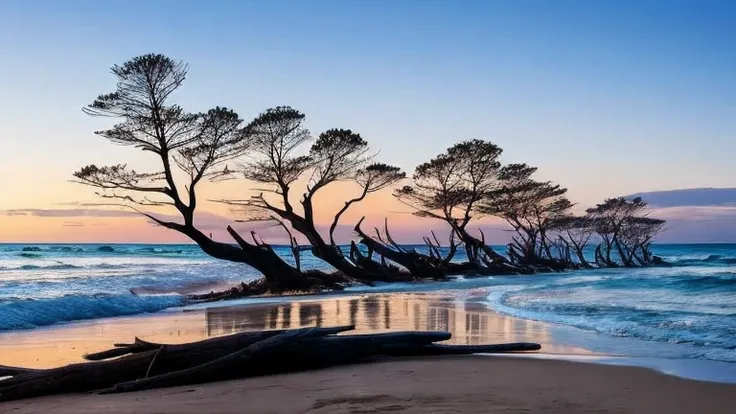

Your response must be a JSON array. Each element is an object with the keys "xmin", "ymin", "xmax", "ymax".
[
  {"xmin": 349, "ymin": 242, "xmax": 406, "ymax": 281},
  {"xmin": 640, "ymin": 242, "xmax": 654, "ymax": 264},
  {"xmin": 566, "ymin": 234, "xmax": 593, "ymax": 269},
  {"xmin": 456, "ymin": 228, "xmax": 508, "ymax": 264},
  {"xmin": 604, "ymin": 236, "xmax": 616, "ymax": 265},
  {"xmin": 594, "ymin": 243, "xmax": 617, "ymax": 268},
  {"xmin": 177, "ymin": 225, "xmax": 348, "ymax": 301},
  {"xmin": 631, "ymin": 243, "xmax": 652, "ymax": 267},
  {"xmin": 353, "ymin": 218, "xmax": 447, "ymax": 281},
  {"xmin": 270, "ymin": 208, "xmax": 395, "ymax": 286},
  {"xmin": 315, "ymin": 241, "xmax": 400, "ymax": 285},
  {"xmin": 614, "ymin": 239, "xmax": 635, "ymax": 267},
  {"xmin": 572, "ymin": 245, "xmax": 592, "ymax": 268},
  {"xmin": 573, "ymin": 246, "xmax": 593, "ymax": 268},
  {"xmin": 455, "ymin": 228, "xmax": 528, "ymax": 275}
]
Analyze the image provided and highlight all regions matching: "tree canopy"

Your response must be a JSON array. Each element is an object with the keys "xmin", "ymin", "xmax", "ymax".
[
  {"xmin": 74, "ymin": 54, "xmax": 347, "ymax": 293},
  {"xmin": 73, "ymin": 53, "xmax": 669, "ymax": 299}
]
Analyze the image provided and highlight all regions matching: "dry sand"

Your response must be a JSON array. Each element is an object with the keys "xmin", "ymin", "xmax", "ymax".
[{"xmin": 3, "ymin": 356, "xmax": 735, "ymax": 413}]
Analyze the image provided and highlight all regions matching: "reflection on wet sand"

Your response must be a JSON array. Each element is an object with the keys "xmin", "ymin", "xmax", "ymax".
[
  {"xmin": 204, "ymin": 293, "xmax": 584, "ymax": 354},
  {"xmin": 0, "ymin": 292, "xmax": 590, "ymax": 369}
]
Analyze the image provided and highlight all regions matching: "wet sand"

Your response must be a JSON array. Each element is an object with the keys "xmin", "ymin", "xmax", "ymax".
[
  {"xmin": 0, "ymin": 292, "xmax": 590, "ymax": 368},
  {"xmin": 2, "ymin": 292, "xmax": 735, "ymax": 413}
]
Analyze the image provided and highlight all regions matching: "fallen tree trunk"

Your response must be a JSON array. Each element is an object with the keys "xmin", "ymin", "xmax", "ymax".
[
  {"xmin": 84, "ymin": 325, "xmax": 355, "ymax": 361},
  {"xmin": 0, "ymin": 366, "xmax": 39, "ymax": 377},
  {"xmin": 0, "ymin": 326, "xmax": 350, "ymax": 401},
  {"xmin": 383, "ymin": 342, "xmax": 542, "ymax": 356},
  {"xmin": 349, "ymin": 241, "xmax": 406, "ymax": 282},
  {"xmin": 101, "ymin": 327, "xmax": 329, "ymax": 394},
  {"xmin": 354, "ymin": 217, "xmax": 447, "ymax": 281},
  {"xmin": 176, "ymin": 225, "xmax": 351, "ymax": 296},
  {"xmin": 0, "ymin": 326, "xmax": 542, "ymax": 402},
  {"xmin": 163, "ymin": 224, "xmax": 355, "ymax": 305}
]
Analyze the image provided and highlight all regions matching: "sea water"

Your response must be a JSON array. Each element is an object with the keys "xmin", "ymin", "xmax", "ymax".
[{"xmin": 0, "ymin": 243, "xmax": 735, "ymax": 365}]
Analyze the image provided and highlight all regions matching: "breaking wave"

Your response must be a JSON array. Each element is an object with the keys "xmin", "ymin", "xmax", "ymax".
[{"xmin": 0, "ymin": 294, "xmax": 184, "ymax": 331}]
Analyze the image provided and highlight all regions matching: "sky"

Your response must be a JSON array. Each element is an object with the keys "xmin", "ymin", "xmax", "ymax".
[{"xmin": 0, "ymin": 0, "xmax": 734, "ymax": 243}]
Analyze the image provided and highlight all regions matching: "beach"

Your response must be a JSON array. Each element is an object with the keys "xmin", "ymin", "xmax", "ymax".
[
  {"xmin": 3, "ymin": 0, "xmax": 734, "ymax": 410},
  {"xmin": 2, "ymin": 291, "xmax": 736, "ymax": 413},
  {"xmin": 4, "ymin": 356, "xmax": 736, "ymax": 414},
  {"xmin": 0, "ymin": 292, "xmax": 590, "ymax": 369}
]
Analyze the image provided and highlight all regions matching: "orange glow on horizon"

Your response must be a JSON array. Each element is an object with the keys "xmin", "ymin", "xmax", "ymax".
[{"xmin": 0, "ymin": 177, "xmax": 515, "ymax": 244}]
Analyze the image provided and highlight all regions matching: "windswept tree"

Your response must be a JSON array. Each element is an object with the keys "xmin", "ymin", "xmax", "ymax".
[
  {"xmin": 549, "ymin": 216, "xmax": 595, "ymax": 268},
  {"xmin": 479, "ymin": 164, "xmax": 573, "ymax": 268},
  {"xmin": 586, "ymin": 197, "xmax": 665, "ymax": 267},
  {"xmin": 73, "ymin": 54, "xmax": 343, "ymax": 294},
  {"xmin": 395, "ymin": 139, "xmax": 512, "ymax": 269},
  {"xmin": 220, "ymin": 107, "xmax": 406, "ymax": 283},
  {"xmin": 618, "ymin": 216, "xmax": 666, "ymax": 265}
]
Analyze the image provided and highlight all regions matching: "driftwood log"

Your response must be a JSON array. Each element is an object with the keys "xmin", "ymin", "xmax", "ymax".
[{"xmin": 0, "ymin": 325, "xmax": 541, "ymax": 402}]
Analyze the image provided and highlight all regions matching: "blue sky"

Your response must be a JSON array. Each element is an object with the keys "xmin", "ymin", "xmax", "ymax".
[{"xmin": 1, "ymin": 0, "xmax": 735, "ymax": 241}]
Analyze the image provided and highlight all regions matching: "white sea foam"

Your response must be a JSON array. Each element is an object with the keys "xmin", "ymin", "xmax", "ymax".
[{"xmin": 2, "ymin": 242, "xmax": 736, "ymax": 366}]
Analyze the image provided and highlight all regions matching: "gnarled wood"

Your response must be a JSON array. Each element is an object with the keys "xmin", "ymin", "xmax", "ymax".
[
  {"xmin": 384, "ymin": 342, "xmax": 542, "ymax": 356},
  {"xmin": 0, "ymin": 326, "xmax": 353, "ymax": 402},
  {"xmin": 102, "ymin": 327, "xmax": 328, "ymax": 394},
  {"xmin": 0, "ymin": 366, "xmax": 39, "ymax": 377},
  {"xmin": 85, "ymin": 325, "xmax": 355, "ymax": 361},
  {"xmin": 354, "ymin": 217, "xmax": 447, "ymax": 281},
  {"xmin": 0, "ymin": 325, "xmax": 542, "ymax": 402}
]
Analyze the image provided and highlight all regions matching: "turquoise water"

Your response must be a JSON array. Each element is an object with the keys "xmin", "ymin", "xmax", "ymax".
[{"xmin": 1, "ymin": 243, "xmax": 735, "ymax": 365}]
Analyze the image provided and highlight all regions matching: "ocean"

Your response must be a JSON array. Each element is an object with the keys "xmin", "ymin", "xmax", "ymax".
[{"xmin": 1, "ymin": 243, "xmax": 735, "ymax": 364}]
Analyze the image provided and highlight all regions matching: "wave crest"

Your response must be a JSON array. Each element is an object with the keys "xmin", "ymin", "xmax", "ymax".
[
  {"xmin": 670, "ymin": 255, "xmax": 736, "ymax": 266},
  {"xmin": 0, "ymin": 293, "xmax": 184, "ymax": 331},
  {"xmin": 14, "ymin": 264, "xmax": 80, "ymax": 271}
]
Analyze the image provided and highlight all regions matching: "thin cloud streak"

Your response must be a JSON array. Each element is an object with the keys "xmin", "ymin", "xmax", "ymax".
[
  {"xmin": 625, "ymin": 188, "xmax": 736, "ymax": 208},
  {"xmin": 6, "ymin": 186, "xmax": 736, "ymax": 243},
  {"xmin": 2, "ymin": 208, "xmax": 139, "ymax": 218}
]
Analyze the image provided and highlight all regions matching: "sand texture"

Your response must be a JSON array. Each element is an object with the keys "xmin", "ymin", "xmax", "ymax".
[{"xmin": 3, "ymin": 356, "xmax": 735, "ymax": 413}]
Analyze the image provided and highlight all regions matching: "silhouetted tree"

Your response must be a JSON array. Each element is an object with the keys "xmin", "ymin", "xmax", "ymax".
[
  {"xmin": 617, "ymin": 215, "xmax": 666, "ymax": 266},
  {"xmin": 479, "ymin": 164, "xmax": 573, "ymax": 269},
  {"xmin": 71, "ymin": 54, "xmax": 669, "ymax": 300},
  {"xmin": 219, "ymin": 107, "xmax": 406, "ymax": 283},
  {"xmin": 549, "ymin": 216, "xmax": 595, "ymax": 268},
  {"xmin": 73, "ymin": 54, "xmax": 343, "ymax": 294},
  {"xmin": 585, "ymin": 197, "xmax": 664, "ymax": 267},
  {"xmin": 395, "ymin": 140, "xmax": 512, "ymax": 269}
]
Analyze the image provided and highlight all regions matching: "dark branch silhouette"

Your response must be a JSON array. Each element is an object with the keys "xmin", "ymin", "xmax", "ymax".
[
  {"xmin": 219, "ymin": 108, "xmax": 406, "ymax": 284},
  {"xmin": 395, "ymin": 140, "xmax": 515, "ymax": 273},
  {"xmin": 73, "ymin": 54, "xmax": 344, "ymax": 295},
  {"xmin": 586, "ymin": 197, "xmax": 664, "ymax": 267},
  {"xmin": 479, "ymin": 169, "xmax": 573, "ymax": 270},
  {"xmin": 72, "ymin": 53, "xmax": 669, "ymax": 301}
]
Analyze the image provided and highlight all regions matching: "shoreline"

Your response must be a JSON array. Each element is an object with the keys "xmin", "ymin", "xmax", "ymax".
[
  {"xmin": 4, "ymin": 243, "xmax": 734, "ymax": 366},
  {"xmin": 3, "ymin": 290, "xmax": 736, "ymax": 412},
  {"xmin": 1, "ymin": 290, "xmax": 735, "ymax": 384},
  {"xmin": 182, "ymin": 289, "xmax": 736, "ymax": 385}
]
